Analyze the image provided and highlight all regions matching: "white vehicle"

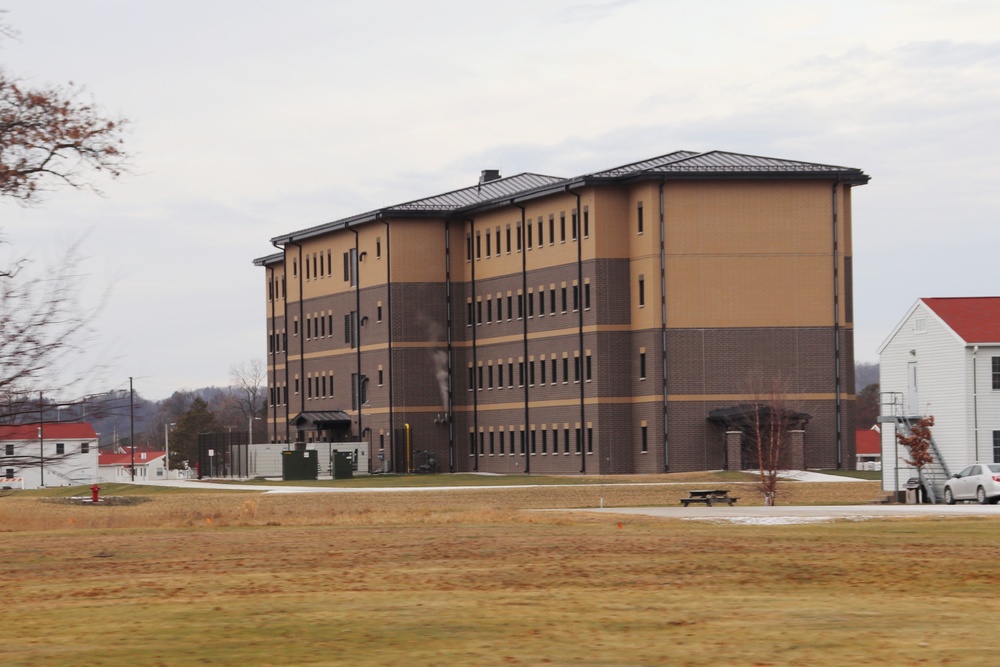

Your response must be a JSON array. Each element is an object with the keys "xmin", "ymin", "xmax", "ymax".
[{"xmin": 943, "ymin": 464, "xmax": 1000, "ymax": 505}]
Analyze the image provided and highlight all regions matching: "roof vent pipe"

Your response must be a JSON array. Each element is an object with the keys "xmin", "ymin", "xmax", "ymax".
[{"xmin": 479, "ymin": 169, "xmax": 501, "ymax": 184}]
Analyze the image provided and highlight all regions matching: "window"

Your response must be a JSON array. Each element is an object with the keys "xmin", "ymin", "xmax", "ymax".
[
  {"xmin": 5, "ymin": 468, "xmax": 13, "ymax": 478},
  {"xmin": 993, "ymin": 357, "xmax": 1000, "ymax": 390},
  {"xmin": 640, "ymin": 352, "xmax": 647, "ymax": 380},
  {"xmin": 489, "ymin": 431, "xmax": 495, "ymax": 455},
  {"xmin": 553, "ymin": 428, "xmax": 559, "ymax": 453},
  {"xmin": 573, "ymin": 285, "xmax": 579, "ymax": 311},
  {"xmin": 476, "ymin": 232, "xmax": 482, "ymax": 260},
  {"xmin": 548, "ymin": 216, "xmax": 555, "ymax": 244},
  {"xmin": 496, "ymin": 296, "xmax": 502, "ymax": 321},
  {"xmin": 477, "ymin": 300, "xmax": 483, "ymax": 325},
  {"xmin": 478, "ymin": 365, "xmax": 483, "ymax": 391},
  {"xmin": 345, "ymin": 312, "xmax": 358, "ymax": 347},
  {"xmin": 995, "ymin": 431, "xmax": 1000, "ymax": 464},
  {"xmin": 56, "ymin": 443, "xmax": 65, "ymax": 455},
  {"xmin": 531, "ymin": 429, "xmax": 537, "ymax": 454},
  {"xmin": 542, "ymin": 429, "xmax": 548, "ymax": 454},
  {"xmin": 560, "ymin": 214, "xmax": 566, "ymax": 242},
  {"xmin": 4, "ymin": 444, "xmax": 12, "ymax": 455},
  {"xmin": 495, "ymin": 227, "xmax": 501, "ymax": 255},
  {"xmin": 488, "ymin": 364, "xmax": 494, "ymax": 389},
  {"xmin": 294, "ymin": 319, "xmax": 299, "ymax": 336},
  {"xmin": 506, "ymin": 225, "xmax": 512, "ymax": 253},
  {"xmin": 499, "ymin": 431, "xmax": 505, "ymax": 454},
  {"xmin": 466, "ymin": 234, "xmax": 472, "ymax": 261},
  {"xmin": 486, "ymin": 298, "xmax": 492, "ymax": 323},
  {"xmin": 637, "ymin": 202, "xmax": 644, "ymax": 234},
  {"xmin": 571, "ymin": 211, "xmax": 578, "ymax": 240},
  {"xmin": 537, "ymin": 217, "xmax": 543, "ymax": 246},
  {"xmin": 575, "ymin": 427, "xmax": 582, "ymax": 453},
  {"xmin": 307, "ymin": 377, "xmax": 313, "ymax": 399},
  {"xmin": 468, "ymin": 366, "xmax": 475, "ymax": 391},
  {"xmin": 498, "ymin": 363, "xmax": 504, "ymax": 388},
  {"xmin": 293, "ymin": 258, "xmax": 297, "ymax": 277},
  {"xmin": 517, "ymin": 294, "xmax": 524, "ymax": 319},
  {"xmin": 376, "ymin": 238, "xmax": 381, "ymax": 259},
  {"xmin": 529, "ymin": 360, "xmax": 535, "ymax": 386},
  {"xmin": 467, "ymin": 300, "xmax": 473, "ymax": 327},
  {"xmin": 586, "ymin": 352, "xmax": 592, "ymax": 381},
  {"xmin": 508, "ymin": 362, "xmax": 514, "ymax": 388},
  {"xmin": 517, "ymin": 224, "xmax": 522, "ymax": 251},
  {"xmin": 485, "ymin": 231, "xmax": 491, "ymax": 257},
  {"xmin": 587, "ymin": 427, "xmax": 593, "ymax": 454},
  {"xmin": 527, "ymin": 223, "xmax": 533, "ymax": 249},
  {"xmin": 584, "ymin": 283, "xmax": 591, "ymax": 310},
  {"xmin": 641, "ymin": 425, "xmax": 648, "ymax": 452},
  {"xmin": 470, "ymin": 432, "xmax": 476, "ymax": 456},
  {"xmin": 519, "ymin": 361, "xmax": 525, "ymax": 386},
  {"xmin": 378, "ymin": 369, "xmax": 383, "ymax": 386},
  {"xmin": 563, "ymin": 357, "xmax": 569, "ymax": 384},
  {"xmin": 561, "ymin": 287, "xmax": 567, "ymax": 313},
  {"xmin": 322, "ymin": 376, "xmax": 328, "ymax": 396},
  {"xmin": 377, "ymin": 305, "xmax": 383, "ymax": 323},
  {"xmin": 638, "ymin": 277, "xmax": 645, "ymax": 307},
  {"xmin": 82, "ymin": 442, "xmax": 90, "ymax": 454},
  {"xmin": 527, "ymin": 292, "xmax": 534, "ymax": 318},
  {"xmin": 551, "ymin": 358, "xmax": 557, "ymax": 384},
  {"xmin": 583, "ymin": 208, "xmax": 590, "ymax": 237},
  {"xmin": 306, "ymin": 318, "xmax": 312, "ymax": 339},
  {"xmin": 507, "ymin": 295, "xmax": 513, "ymax": 321},
  {"xmin": 550, "ymin": 288, "xmax": 556, "ymax": 315},
  {"xmin": 574, "ymin": 355, "xmax": 581, "ymax": 383},
  {"xmin": 540, "ymin": 358, "xmax": 547, "ymax": 384}
]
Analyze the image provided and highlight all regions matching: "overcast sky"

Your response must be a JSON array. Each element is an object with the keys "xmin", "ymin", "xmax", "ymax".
[{"xmin": 2, "ymin": 0, "xmax": 998, "ymax": 400}]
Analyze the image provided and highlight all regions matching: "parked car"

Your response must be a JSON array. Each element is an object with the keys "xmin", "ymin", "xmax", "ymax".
[{"xmin": 943, "ymin": 463, "xmax": 1000, "ymax": 504}]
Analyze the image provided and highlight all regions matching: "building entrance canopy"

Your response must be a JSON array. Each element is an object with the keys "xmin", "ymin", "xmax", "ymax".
[{"xmin": 289, "ymin": 411, "xmax": 352, "ymax": 430}]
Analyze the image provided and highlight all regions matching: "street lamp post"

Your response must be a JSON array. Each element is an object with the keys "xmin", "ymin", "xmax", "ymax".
[{"xmin": 164, "ymin": 422, "xmax": 176, "ymax": 479}]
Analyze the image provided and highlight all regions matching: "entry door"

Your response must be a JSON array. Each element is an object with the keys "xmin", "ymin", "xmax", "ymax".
[{"xmin": 907, "ymin": 361, "xmax": 919, "ymax": 415}]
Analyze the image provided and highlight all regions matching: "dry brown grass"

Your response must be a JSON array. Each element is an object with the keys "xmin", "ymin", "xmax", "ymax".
[
  {"xmin": 12, "ymin": 481, "xmax": 986, "ymax": 666},
  {"xmin": 0, "ymin": 481, "xmax": 881, "ymax": 532}
]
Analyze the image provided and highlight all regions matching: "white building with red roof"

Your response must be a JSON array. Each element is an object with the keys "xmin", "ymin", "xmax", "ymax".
[
  {"xmin": 98, "ymin": 447, "xmax": 167, "ymax": 483},
  {"xmin": 878, "ymin": 297, "xmax": 1000, "ymax": 499},
  {"xmin": 0, "ymin": 422, "xmax": 99, "ymax": 489}
]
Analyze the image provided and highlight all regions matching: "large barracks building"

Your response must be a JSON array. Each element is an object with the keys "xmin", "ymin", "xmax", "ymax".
[{"xmin": 254, "ymin": 150, "xmax": 869, "ymax": 474}]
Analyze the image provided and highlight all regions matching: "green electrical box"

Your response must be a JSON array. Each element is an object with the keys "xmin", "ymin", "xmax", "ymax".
[
  {"xmin": 282, "ymin": 450, "xmax": 319, "ymax": 481},
  {"xmin": 333, "ymin": 451, "xmax": 354, "ymax": 479}
]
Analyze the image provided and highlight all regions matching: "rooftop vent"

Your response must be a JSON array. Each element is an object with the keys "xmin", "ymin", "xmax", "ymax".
[{"xmin": 479, "ymin": 169, "xmax": 501, "ymax": 185}]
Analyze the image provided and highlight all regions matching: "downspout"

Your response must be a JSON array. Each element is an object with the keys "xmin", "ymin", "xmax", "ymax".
[
  {"xmin": 266, "ymin": 263, "xmax": 277, "ymax": 444},
  {"xmin": 346, "ymin": 221, "xmax": 363, "ymax": 444},
  {"xmin": 511, "ymin": 202, "xmax": 530, "ymax": 473},
  {"xmin": 284, "ymin": 238, "xmax": 305, "ymax": 444},
  {"xmin": 658, "ymin": 179, "xmax": 669, "ymax": 472},
  {"xmin": 563, "ymin": 187, "xmax": 585, "ymax": 473},
  {"xmin": 973, "ymin": 345, "xmax": 980, "ymax": 461},
  {"xmin": 832, "ymin": 182, "xmax": 843, "ymax": 469},
  {"xmin": 381, "ymin": 218, "xmax": 396, "ymax": 472},
  {"xmin": 443, "ymin": 217, "xmax": 455, "ymax": 471},
  {"xmin": 466, "ymin": 216, "xmax": 479, "ymax": 471}
]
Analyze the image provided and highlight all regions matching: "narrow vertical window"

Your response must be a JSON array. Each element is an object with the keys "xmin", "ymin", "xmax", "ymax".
[
  {"xmin": 571, "ymin": 210, "xmax": 578, "ymax": 240},
  {"xmin": 551, "ymin": 358, "xmax": 557, "ymax": 384},
  {"xmin": 529, "ymin": 360, "xmax": 535, "ymax": 385},
  {"xmin": 478, "ymin": 365, "xmax": 483, "ymax": 390},
  {"xmin": 548, "ymin": 216, "xmax": 555, "ymax": 244},
  {"xmin": 561, "ymin": 287, "xmax": 567, "ymax": 313},
  {"xmin": 486, "ymin": 298, "xmax": 493, "ymax": 323},
  {"xmin": 540, "ymin": 358, "xmax": 547, "ymax": 384},
  {"xmin": 506, "ymin": 224, "xmax": 511, "ymax": 253},
  {"xmin": 516, "ymin": 224, "xmax": 522, "ymax": 251},
  {"xmin": 485, "ymin": 231, "xmax": 491, "ymax": 257},
  {"xmin": 507, "ymin": 295, "xmax": 513, "ymax": 321},
  {"xmin": 476, "ymin": 232, "xmax": 481, "ymax": 260},
  {"xmin": 488, "ymin": 364, "xmax": 494, "ymax": 389},
  {"xmin": 585, "ymin": 282, "xmax": 591, "ymax": 310},
  {"xmin": 560, "ymin": 214, "xmax": 566, "ymax": 242},
  {"xmin": 531, "ymin": 429, "xmax": 537, "ymax": 454},
  {"xmin": 466, "ymin": 234, "xmax": 472, "ymax": 261},
  {"xmin": 573, "ymin": 285, "xmax": 579, "ymax": 311},
  {"xmin": 537, "ymin": 217, "xmax": 543, "ymax": 246},
  {"xmin": 495, "ymin": 227, "xmax": 500, "ymax": 254},
  {"xmin": 584, "ymin": 208, "xmax": 590, "ymax": 237},
  {"xmin": 497, "ymin": 296, "xmax": 503, "ymax": 321},
  {"xmin": 993, "ymin": 357, "xmax": 1000, "ymax": 390},
  {"xmin": 638, "ymin": 276, "xmax": 645, "ymax": 307},
  {"xmin": 527, "ymin": 222, "xmax": 533, "ymax": 249},
  {"xmin": 550, "ymin": 288, "xmax": 556, "ymax": 315},
  {"xmin": 518, "ymin": 294, "xmax": 524, "ymax": 319},
  {"xmin": 519, "ymin": 361, "xmax": 525, "ymax": 386},
  {"xmin": 467, "ymin": 300, "xmax": 473, "ymax": 327},
  {"xmin": 542, "ymin": 429, "xmax": 548, "ymax": 454},
  {"xmin": 376, "ymin": 239, "xmax": 381, "ymax": 259},
  {"xmin": 508, "ymin": 362, "xmax": 514, "ymax": 388},
  {"xmin": 378, "ymin": 369, "xmax": 383, "ymax": 386},
  {"xmin": 343, "ymin": 252, "xmax": 350, "ymax": 280},
  {"xmin": 587, "ymin": 427, "xmax": 593, "ymax": 453},
  {"xmin": 477, "ymin": 300, "xmax": 482, "ymax": 325},
  {"xmin": 637, "ymin": 202, "xmax": 644, "ymax": 234},
  {"xmin": 574, "ymin": 355, "xmax": 580, "ymax": 383},
  {"xmin": 641, "ymin": 425, "xmax": 648, "ymax": 452},
  {"xmin": 527, "ymin": 292, "xmax": 534, "ymax": 317},
  {"xmin": 498, "ymin": 363, "xmax": 504, "ymax": 388},
  {"xmin": 586, "ymin": 352, "xmax": 592, "ymax": 381},
  {"xmin": 468, "ymin": 366, "xmax": 475, "ymax": 391},
  {"xmin": 640, "ymin": 352, "xmax": 647, "ymax": 380},
  {"xmin": 562, "ymin": 357, "xmax": 569, "ymax": 384}
]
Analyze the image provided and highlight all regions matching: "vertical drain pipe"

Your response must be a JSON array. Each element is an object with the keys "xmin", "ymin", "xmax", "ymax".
[
  {"xmin": 832, "ymin": 181, "xmax": 843, "ymax": 469},
  {"xmin": 444, "ymin": 217, "xmax": 455, "ymax": 471},
  {"xmin": 563, "ymin": 187, "xmax": 586, "ymax": 474},
  {"xmin": 347, "ymin": 221, "xmax": 363, "ymax": 446},
  {"xmin": 381, "ymin": 218, "xmax": 396, "ymax": 472},
  {"xmin": 266, "ymin": 263, "xmax": 280, "ymax": 444},
  {"xmin": 466, "ymin": 216, "xmax": 480, "ymax": 472},
  {"xmin": 511, "ymin": 202, "xmax": 530, "ymax": 474},
  {"xmin": 658, "ymin": 179, "xmax": 670, "ymax": 472},
  {"xmin": 285, "ymin": 238, "xmax": 305, "ymax": 444}
]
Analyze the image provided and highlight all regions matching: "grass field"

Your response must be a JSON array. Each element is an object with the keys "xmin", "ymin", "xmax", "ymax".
[{"xmin": 2, "ymin": 480, "xmax": 996, "ymax": 666}]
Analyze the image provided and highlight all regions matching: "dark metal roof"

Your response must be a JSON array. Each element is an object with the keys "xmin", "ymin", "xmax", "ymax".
[
  {"xmin": 391, "ymin": 173, "xmax": 564, "ymax": 211},
  {"xmin": 261, "ymin": 151, "xmax": 869, "ymax": 249},
  {"xmin": 289, "ymin": 411, "xmax": 352, "ymax": 428}
]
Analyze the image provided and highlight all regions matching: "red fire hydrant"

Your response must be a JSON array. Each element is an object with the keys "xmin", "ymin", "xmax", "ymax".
[{"xmin": 91, "ymin": 484, "xmax": 101, "ymax": 503}]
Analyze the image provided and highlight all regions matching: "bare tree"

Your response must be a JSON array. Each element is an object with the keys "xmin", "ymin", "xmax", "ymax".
[
  {"xmin": 725, "ymin": 377, "xmax": 809, "ymax": 506},
  {"xmin": 230, "ymin": 360, "xmax": 265, "ymax": 439}
]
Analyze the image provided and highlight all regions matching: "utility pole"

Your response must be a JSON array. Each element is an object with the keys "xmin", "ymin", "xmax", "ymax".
[
  {"xmin": 165, "ymin": 422, "xmax": 175, "ymax": 478},
  {"xmin": 38, "ymin": 391, "xmax": 44, "ymax": 487},
  {"xmin": 129, "ymin": 377, "xmax": 135, "ymax": 482}
]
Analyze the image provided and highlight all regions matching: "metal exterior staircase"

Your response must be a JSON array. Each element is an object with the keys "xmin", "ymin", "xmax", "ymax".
[{"xmin": 880, "ymin": 393, "xmax": 951, "ymax": 504}]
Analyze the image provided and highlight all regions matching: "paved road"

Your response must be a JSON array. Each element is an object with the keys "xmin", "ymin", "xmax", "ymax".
[{"xmin": 576, "ymin": 504, "xmax": 1000, "ymax": 522}]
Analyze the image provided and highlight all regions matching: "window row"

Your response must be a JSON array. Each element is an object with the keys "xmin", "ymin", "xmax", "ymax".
[
  {"xmin": 469, "ymin": 425, "xmax": 594, "ymax": 456},
  {"xmin": 466, "ymin": 209, "xmax": 590, "ymax": 261},
  {"xmin": 268, "ymin": 330, "xmax": 288, "ymax": 354},
  {"xmin": 467, "ymin": 283, "xmax": 591, "ymax": 326},
  {"xmin": 267, "ymin": 275, "xmax": 287, "ymax": 301},
  {"xmin": 290, "ymin": 242, "xmax": 383, "ymax": 283},
  {"xmin": 4, "ymin": 442, "xmax": 87, "ymax": 455},
  {"xmin": 468, "ymin": 353, "xmax": 593, "ymax": 391}
]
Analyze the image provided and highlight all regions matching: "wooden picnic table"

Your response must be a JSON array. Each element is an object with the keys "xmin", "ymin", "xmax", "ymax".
[{"xmin": 680, "ymin": 489, "xmax": 739, "ymax": 507}]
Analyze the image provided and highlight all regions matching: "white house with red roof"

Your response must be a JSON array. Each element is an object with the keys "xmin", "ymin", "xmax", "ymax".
[
  {"xmin": 0, "ymin": 422, "xmax": 99, "ymax": 489},
  {"xmin": 98, "ymin": 447, "xmax": 167, "ymax": 483},
  {"xmin": 878, "ymin": 297, "xmax": 1000, "ymax": 499}
]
